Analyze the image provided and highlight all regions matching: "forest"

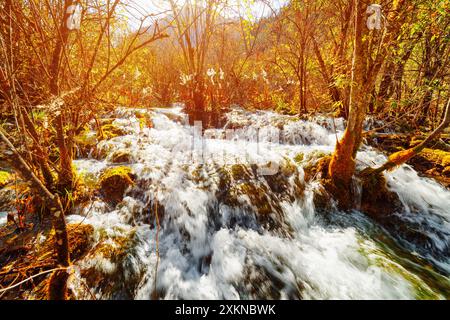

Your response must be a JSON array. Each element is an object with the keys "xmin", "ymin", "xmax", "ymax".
[{"xmin": 0, "ymin": 0, "xmax": 449, "ymax": 300}]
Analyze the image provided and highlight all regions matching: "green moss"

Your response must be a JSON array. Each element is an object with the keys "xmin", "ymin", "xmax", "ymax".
[
  {"xmin": 0, "ymin": 170, "xmax": 12, "ymax": 188},
  {"xmin": 279, "ymin": 159, "xmax": 297, "ymax": 176},
  {"xmin": 98, "ymin": 124, "xmax": 127, "ymax": 140},
  {"xmin": 358, "ymin": 240, "xmax": 443, "ymax": 300},
  {"xmin": 100, "ymin": 166, "xmax": 133, "ymax": 183},
  {"xmin": 75, "ymin": 128, "xmax": 96, "ymax": 144},
  {"xmin": 420, "ymin": 148, "xmax": 450, "ymax": 167},
  {"xmin": 293, "ymin": 153, "xmax": 304, "ymax": 164},
  {"xmin": 231, "ymin": 164, "xmax": 252, "ymax": 181}
]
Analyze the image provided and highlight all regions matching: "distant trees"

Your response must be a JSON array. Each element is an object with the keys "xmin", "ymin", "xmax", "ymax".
[{"xmin": 168, "ymin": 0, "xmax": 224, "ymax": 124}]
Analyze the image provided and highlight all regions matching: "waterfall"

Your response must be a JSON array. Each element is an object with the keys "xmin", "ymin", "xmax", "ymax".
[{"xmin": 64, "ymin": 106, "xmax": 450, "ymax": 300}]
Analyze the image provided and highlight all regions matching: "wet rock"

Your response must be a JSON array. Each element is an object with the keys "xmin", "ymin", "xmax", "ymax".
[
  {"xmin": 408, "ymin": 148, "xmax": 450, "ymax": 187},
  {"xmin": 359, "ymin": 171, "xmax": 403, "ymax": 219},
  {"xmin": 99, "ymin": 166, "xmax": 135, "ymax": 204},
  {"xmin": 239, "ymin": 264, "xmax": 303, "ymax": 299},
  {"xmin": 98, "ymin": 124, "xmax": 127, "ymax": 140},
  {"xmin": 216, "ymin": 163, "xmax": 301, "ymax": 232},
  {"xmin": 77, "ymin": 228, "xmax": 148, "ymax": 299},
  {"xmin": 110, "ymin": 150, "xmax": 132, "ymax": 164},
  {"xmin": 263, "ymin": 160, "xmax": 304, "ymax": 200}
]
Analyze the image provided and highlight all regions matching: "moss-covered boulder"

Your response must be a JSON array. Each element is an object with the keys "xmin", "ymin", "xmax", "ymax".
[
  {"xmin": 99, "ymin": 166, "xmax": 135, "ymax": 204},
  {"xmin": 76, "ymin": 228, "xmax": 149, "ymax": 299},
  {"xmin": 359, "ymin": 170, "xmax": 403, "ymax": 219},
  {"xmin": 215, "ymin": 163, "xmax": 299, "ymax": 231},
  {"xmin": 413, "ymin": 148, "xmax": 450, "ymax": 170},
  {"xmin": 98, "ymin": 124, "xmax": 127, "ymax": 141},
  {"xmin": 408, "ymin": 148, "xmax": 450, "ymax": 187},
  {"xmin": 0, "ymin": 170, "xmax": 12, "ymax": 188}
]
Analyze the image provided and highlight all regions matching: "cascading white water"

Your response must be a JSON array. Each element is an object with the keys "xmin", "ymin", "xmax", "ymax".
[{"xmin": 66, "ymin": 106, "xmax": 450, "ymax": 300}]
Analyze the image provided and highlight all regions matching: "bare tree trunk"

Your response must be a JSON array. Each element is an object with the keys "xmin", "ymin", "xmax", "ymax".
[
  {"xmin": 312, "ymin": 37, "xmax": 343, "ymax": 112},
  {"xmin": 327, "ymin": 0, "xmax": 409, "ymax": 208},
  {"xmin": 328, "ymin": 0, "xmax": 367, "ymax": 199},
  {"xmin": 50, "ymin": 0, "xmax": 75, "ymax": 192},
  {"xmin": 46, "ymin": 0, "xmax": 75, "ymax": 299}
]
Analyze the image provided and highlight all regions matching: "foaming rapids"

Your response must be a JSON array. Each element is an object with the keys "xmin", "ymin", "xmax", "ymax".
[{"xmin": 68, "ymin": 106, "xmax": 450, "ymax": 300}]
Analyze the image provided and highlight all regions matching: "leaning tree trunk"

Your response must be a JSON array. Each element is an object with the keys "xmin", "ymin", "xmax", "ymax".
[{"xmin": 368, "ymin": 98, "xmax": 450, "ymax": 174}]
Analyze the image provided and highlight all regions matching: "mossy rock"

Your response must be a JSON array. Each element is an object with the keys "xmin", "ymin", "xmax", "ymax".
[
  {"xmin": 99, "ymin": 166, "xmax": 135, "ymax": 204},
  {"xmin": 359, "ymin": 170, "xmax": 403, "ymax": 219},
  {"xmin": 419, "ymin": 148, "xmax": 450, "ymax": 167},
  {"xmin": 408, "ymin": 148, "xmax": 450, "ymax": 185},
  {"xmin": 409, "ymin": 137, "xmax": 450, "ymax": 151},
  {"xmin": 231, "ymin": 164, "xmax": 252, "ymax": 181},
  {"xmin": 98, "ymin": 124, "xmax": 127, "ymax": 140},
  {"xmin": 46, "ymin": 224, "xmax": 94, "ymax": 261},
  {"xmin": 443, "ymin": 166, "xmax": 450, "ymax": 176},
  {"xmin": 110, "ymin": 150, "xmax": 132, "ymax": 164},
  {"xmin": 238, "ymin": 182, "xmax": 274, "ymax": 216},
  {"xmin": 0, "ymin": 170, "xmax": 12, "ymax": 188},
  {"xmin": 293, "ymin": 153, "xmax": 304, "ymax": 164},
  {"xmin": 263, "ymin": 159, "xmax": 304, "ymax": 200},
  {"xmin": 304, "ymin": 155, "xmax": 332, "ymax": 182},
  {"xmin": 366, "ymin": 134, "xmax": 411, "ymax": 154},
  {"xmin": 216, "ymin": 164, "xmax": 288, "ymax": 230},
  {"xmin": 78, "ymin": 229, "xmax": 147, "ymax": 299}
]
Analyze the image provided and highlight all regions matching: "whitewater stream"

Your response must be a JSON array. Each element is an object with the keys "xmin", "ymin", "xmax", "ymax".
[{"xmin": 64, "ymin": 106, "xmax": 449, "ymax": 300}]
